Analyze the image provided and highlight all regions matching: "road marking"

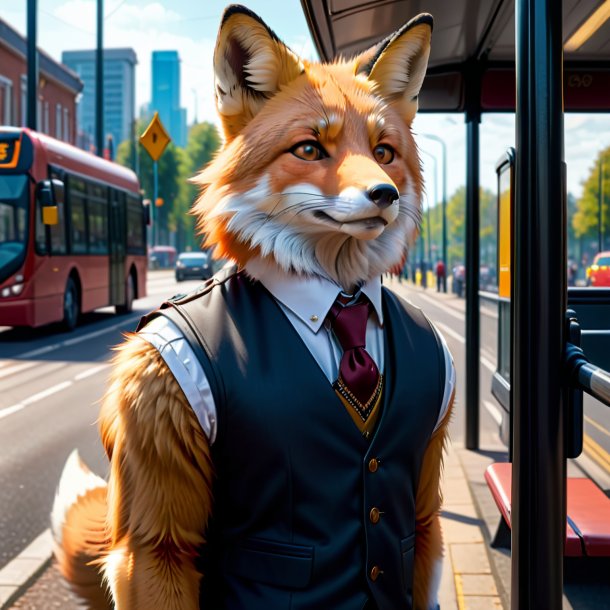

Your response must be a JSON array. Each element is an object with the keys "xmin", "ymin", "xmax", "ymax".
[
  {"xmin": 0, "ymin": 381, "xmax": 73, "ymax": 420},
  {"xmin": 583, "ymin": 434, "xmax": 610, "ymax": 473},
  {"xmin": 584, "ymin": 415, "xmax": 610, "ymax": 439},
  {"xmin": 434, "ymin": 320, "xmax": 465, "ymax": 344},
  {"xmin": 433, "ymin": 321, "xmax": 496, "ymax": 374},
  {"xmin": 415, "ymin": 292, "xmax": 465, "ymax": 322},
  {"xmin": 484, "ymin": 400, "xmax": 504, "ymax": 426},
  {"xmin": 0, "ymin": 360, "xmax": 37, "ymax": 380},
  {"xmin": 0, "ymin": 315, "xmax": 140, "ymax": 367},
  {"xmin": 74, "ymin": 364, "xmax": 109, "ymax": 381}
]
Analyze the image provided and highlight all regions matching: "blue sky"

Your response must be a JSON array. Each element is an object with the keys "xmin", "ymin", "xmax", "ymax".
[{"xmin": 3, "ymin": 0, "xmax": 609, "ymax": 199}]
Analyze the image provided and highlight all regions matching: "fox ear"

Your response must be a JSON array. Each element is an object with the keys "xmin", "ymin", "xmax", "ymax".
[
  {"xmin": 214, "ymin": 5, "xmax": 304, "ymax": 140},
  {"xmin": 355, "ymin": 14, "xmax": 432, "ymax": 123}
]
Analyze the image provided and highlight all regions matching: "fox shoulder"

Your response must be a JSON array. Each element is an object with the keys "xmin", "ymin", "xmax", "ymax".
[{"xmin": 99, "ymin": 333, "xmax": 214, "ymax": 549}]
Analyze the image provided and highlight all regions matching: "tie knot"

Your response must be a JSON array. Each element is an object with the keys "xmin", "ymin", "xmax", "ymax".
[{"xmin": 328, "ymin": 295, "xmax": 370, "ymax": 351}]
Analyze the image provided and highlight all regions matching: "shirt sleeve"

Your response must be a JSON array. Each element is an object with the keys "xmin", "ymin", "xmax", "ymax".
[
  {"xmin": 138, "ymin": 315, "xmax": 218, "ymax": 444},
  {"xmin": 432, "ymin": 324, "xmax": 456, "ymax": 432}
]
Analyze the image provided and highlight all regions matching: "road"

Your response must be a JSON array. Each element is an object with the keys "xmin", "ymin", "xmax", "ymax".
[
  {"xmin": 0, "ymin": 271, "xmax": 198, "ymax": 573},
  {"xmin": 1, "ymin": 272, "xmax": 610, "ymax": 609}
]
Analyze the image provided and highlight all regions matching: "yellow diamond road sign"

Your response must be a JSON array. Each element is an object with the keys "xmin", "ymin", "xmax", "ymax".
[{"xmin": 140, "ymin": 112, "xmax": 171, "ymax": 161}]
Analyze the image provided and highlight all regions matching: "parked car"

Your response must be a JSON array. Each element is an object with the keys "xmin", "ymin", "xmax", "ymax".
[
  {"xmin": 587, "ymin": 251, "xmax": 610, "ymax": 287},
  {"xmin": 175, "ymin": 251, "xmax": 213, "ymax": 282},
  {"xmin": 149, "ymin": 245, "xmax": 177, "ymax": 270}
]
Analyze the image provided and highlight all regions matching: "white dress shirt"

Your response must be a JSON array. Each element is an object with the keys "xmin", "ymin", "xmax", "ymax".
[{"xmin": 139, "ymin": 259, "xmax": 455, "ymax": 444}]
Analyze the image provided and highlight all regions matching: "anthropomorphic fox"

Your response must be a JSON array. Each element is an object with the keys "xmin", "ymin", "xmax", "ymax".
[{"xmin": 52, "ymin": 5, "xmax": 455, "ymax": 610}]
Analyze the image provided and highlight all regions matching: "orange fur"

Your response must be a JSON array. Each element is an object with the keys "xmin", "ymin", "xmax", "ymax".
[
  {"xmin": 97, "ymin": 336, "xmax": 213, "ymax": 609},
  {"xmin": 413, "ymin": 391, "xmax": 455, "ymax": 609},
  {"xmin": 52, "ymin": 6, "xmax": 447, "ymax": 609}
]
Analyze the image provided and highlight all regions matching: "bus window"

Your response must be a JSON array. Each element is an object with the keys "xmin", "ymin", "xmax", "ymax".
[
  {"xmin": 88, "ymin": 184, "xmax": 108, "ymax": 255},
  {"xmin": 0, "ymin": 174, "xmax": 28, "ymax": 283},
  {"xmin": 126, "ymin": 194, "xmax": 145, "ymax": 254},
  {"xmin": 69, "ymin": 177, "xmax": 87, "ymax": 254},
  {"xmin": 48, "ymin": 170, "xmax": 67, "ymax": 254}
]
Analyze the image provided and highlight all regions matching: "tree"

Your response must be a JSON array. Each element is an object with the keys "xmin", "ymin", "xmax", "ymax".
[
  {"xmin": 573, "ymin": 146, "xmax": 610, "ymax": 258},
  {"xmin": 116, "ymin": 119, "xmax": 221, "ymax": 250},
  {"xmin": 172, "ymin": 122, "xmax": 222, "ymax": 252}
]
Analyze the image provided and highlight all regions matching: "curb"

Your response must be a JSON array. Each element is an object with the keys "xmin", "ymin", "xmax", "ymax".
[{"xmin": 0, "ymin": 529, "xmax": 53, "ymax": 609}]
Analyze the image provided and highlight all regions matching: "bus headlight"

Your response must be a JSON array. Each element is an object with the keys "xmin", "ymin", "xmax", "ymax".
[
  {"xmin": 11, "ymin": 284, "xmax": 24, "ymax": 295},
  {"xmin": 1, "ymin": 287, "xmax": 9, "ymax": 297}
]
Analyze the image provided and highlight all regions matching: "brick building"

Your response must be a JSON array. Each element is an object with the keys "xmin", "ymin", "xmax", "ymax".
[{"xmin": 0, "ymin": 18, "xmax": 83, "ymax": 144}]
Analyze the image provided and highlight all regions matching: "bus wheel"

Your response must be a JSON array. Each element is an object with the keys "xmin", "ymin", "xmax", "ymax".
[
  {"xmin": 116, "ymin": 273, "xmax": 135, "ymax": 315},
  {"xmin": 62, "ymin": 278, "xmax": 79, "ymax": 332}
]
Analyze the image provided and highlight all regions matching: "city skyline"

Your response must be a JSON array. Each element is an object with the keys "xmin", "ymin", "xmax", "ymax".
[
  {"xmin": 2, "ymin": 1, "xmax": 609, "ymax": 199},
  {"xmin": 62, "ymin": 47, "xmax": 137, "ymax": 154},
  {"xmin": 151, "ymin": 50, "xmax": 186, "ymax": 148}
]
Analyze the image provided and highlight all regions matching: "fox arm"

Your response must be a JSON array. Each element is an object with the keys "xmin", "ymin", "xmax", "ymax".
[
  {"xmin": 98, "ymin": 333, "xmax": 214, "ymax": 610},
  {"xmin": 412, "ymin": 390, "xmax": 455, "ymax": 610}
]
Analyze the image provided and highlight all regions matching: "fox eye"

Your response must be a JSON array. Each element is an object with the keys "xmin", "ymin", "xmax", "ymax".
[
  {"xmin": 290, "ymin": 141, "xmax": 328, "ymax": 161},
  {"xmin": 373, "ymin": 144, "xmax": 395, "ymax": 164}
]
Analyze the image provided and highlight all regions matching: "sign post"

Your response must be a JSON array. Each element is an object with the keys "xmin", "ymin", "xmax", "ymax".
[{"xmin": 140, "ymin": 112, "xmax": 171, "ymax": 246}]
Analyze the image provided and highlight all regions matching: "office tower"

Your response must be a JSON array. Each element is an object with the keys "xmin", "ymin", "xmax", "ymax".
[
  {"xmin": 151, "ymin": 50, "xmax": 187, "ymax": 148},
  {"xmin": 62, "ymin": 48, "xmax": 137, "ymax": 154}
]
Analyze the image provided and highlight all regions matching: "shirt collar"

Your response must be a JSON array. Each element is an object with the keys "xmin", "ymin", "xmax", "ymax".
[{"xmin": 245, "ymin": 257, "xmax": 384, "ymax": 333}]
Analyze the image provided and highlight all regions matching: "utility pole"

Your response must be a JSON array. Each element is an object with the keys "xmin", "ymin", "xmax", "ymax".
[
  {"xmin": 599, "ymin": 156, "xmax": 604, "ymax": 253},
  {"xmin": 96, "ymin": 0, "xmax": 104, "ymax": 157},
  {"xmin": 26, "ymin": 0, "xmax": 38, "ymax": 130},
  {"xmin": 422, "ymin": 133, "xmax": 448, "ymax": 292}
]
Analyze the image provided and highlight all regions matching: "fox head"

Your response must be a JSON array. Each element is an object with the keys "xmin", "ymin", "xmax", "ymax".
[{"xmin": 193, "ymin": 5, "xmax": 432, "ymax": 289}]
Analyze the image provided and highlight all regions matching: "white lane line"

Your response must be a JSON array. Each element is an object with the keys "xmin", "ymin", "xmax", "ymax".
[
  {"xmin": 74, "ymin": 363, "xmax": 109, "ymax": 381},
  {"xmin": 0, "ymin": 314, "xmax": 140, "ymax": 367},
  {"xmin": 415, "ymin": 292, "xmax": 465, "ymax": 322},
  {"xmin": 409, "ymin": 288, "xmax": 499, "ymax": 320},
  {"xmin": 0, "ymin": 381, "xmax": 73, "ymax": 420},
  {"xmin": 484, "ymin": 399, "xmax": 504, "ymax": 426},
  {"xmin": 433, "ymin": 320, "xmax": 495, "ymax": 374},
  {"xmin": 0, "ymin": 360, "xmax": 37, "ymax": 380},
  {"xmin": 433, "ymin": 320, "xmax": 465, "ymax": 344}
]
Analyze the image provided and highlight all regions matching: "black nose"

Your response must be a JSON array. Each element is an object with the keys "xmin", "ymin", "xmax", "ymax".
[{"xmin": 368, "ymin": 184, "xmax": 399, "ymax": 209}]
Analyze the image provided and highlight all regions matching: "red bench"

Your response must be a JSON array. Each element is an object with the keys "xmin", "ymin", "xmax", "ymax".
[{"xmin": 485, "ymin": 462, "xmax": 610, "ymax": 556}]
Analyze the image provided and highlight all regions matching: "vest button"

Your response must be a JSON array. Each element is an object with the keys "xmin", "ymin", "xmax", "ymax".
[
  {"xmin": 369, "ymin": 507, "xmax": 380, "ymax": 523},
  {"xmin": 368, "ymin": 458, "xmax": 379, "ymax": 472},
  {"xmin": 369, "ymin": 565, "xmax": 381, "ymax": 581}
]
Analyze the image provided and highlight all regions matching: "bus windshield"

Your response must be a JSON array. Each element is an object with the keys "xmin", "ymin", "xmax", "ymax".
[{"xmin": 0, "ymin": 174, "xmax": 29, "ymax": 283}]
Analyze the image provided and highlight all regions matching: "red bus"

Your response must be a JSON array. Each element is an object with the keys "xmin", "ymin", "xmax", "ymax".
[{"xmin": 0, "ymin": 127, "xmax": 148, "ymax": 330}]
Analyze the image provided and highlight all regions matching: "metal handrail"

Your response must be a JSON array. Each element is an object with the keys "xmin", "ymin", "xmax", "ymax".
[{"xmin": 565, "ymin": 342, "xmax": 610, "ymax": 408}]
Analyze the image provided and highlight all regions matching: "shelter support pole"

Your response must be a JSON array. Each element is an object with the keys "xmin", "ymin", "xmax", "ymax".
[
  {"xmin": 26, "ymin": 0, "xmax": 37, "ymax": 131},
  {"xmin": 96, "ymin": 0, "xmax": 104, "ymax": 157},
  {"xmin": 465, "ymin": 63, "xmax": 481, "ymax": 451},
  {"xmin": 153, "ymin": 160, "xmax": 158, "ymax": 247},
  {"xmin": 512, "ymin": 1, "xmax": 566, "ymax": 608}
]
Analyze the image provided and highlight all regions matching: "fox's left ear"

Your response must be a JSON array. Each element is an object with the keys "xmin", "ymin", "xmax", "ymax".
[
  {"xmin": 214, "ymin": 5, "xmax": 304, "ymax": 140},
  {"xmin": 354, "ymin": 14, "xmax": 432, "ymax": 123}
]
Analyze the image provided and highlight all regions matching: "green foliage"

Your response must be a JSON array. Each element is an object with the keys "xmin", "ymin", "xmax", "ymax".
[
  {"xmin": 116, "ymin": 119, "xmax": 221, "ymax": 251},
  {"xmin": 419, "ymin": 185, "xmax": 496, "ymax": 269},
  {"xmin": 573, "ymin": 146, "xmax": 610, "ymax": 247}
]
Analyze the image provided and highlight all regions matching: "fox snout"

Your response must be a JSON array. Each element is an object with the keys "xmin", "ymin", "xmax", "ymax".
[{"xmin": 368, "ymin": 183, "xmax": 399, "ymax": 209}]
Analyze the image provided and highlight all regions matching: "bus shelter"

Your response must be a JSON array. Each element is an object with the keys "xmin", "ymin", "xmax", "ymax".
[{"xmin": 301, "ymin": 1, "xmax": 610, "ymax": 608}]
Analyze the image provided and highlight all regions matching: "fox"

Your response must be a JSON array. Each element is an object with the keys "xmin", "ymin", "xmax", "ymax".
[{"xmin": 52, "ymin": 5, "xmax": 454, "ymax": 610}]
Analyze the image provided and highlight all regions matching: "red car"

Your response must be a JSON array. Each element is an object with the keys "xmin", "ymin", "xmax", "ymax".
[{"xmin": 587, "ymin": 251, "xmax": 610, "ymax": 287}]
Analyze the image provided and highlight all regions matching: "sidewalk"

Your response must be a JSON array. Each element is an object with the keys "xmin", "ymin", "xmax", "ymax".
[
  {"xmin": 2, "ymin": 445, "xmax": 508, "ymax": 610},
  {"xmin": 438, "ymin": 442, "xmax": 506, "ymax": 610}
]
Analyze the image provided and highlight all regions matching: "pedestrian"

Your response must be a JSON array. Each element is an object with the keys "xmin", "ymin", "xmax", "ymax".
[{"xmin": 436, "ymin": 259, "xmax": 446, "ymax": 292}]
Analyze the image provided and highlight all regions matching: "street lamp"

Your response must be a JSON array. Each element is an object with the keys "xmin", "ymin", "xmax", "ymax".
[
  {"xmin": 421, "ymin": 133, "xmax": 448, "ymax": 292},
  {"xmin": 420, "ymin": 148, "xmax": 437, "ymax": 266}
]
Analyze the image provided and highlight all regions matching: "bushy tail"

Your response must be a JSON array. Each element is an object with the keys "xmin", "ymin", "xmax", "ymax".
[{"xmin": 51, "ymin": 450, "xmax": 113, "ymax": 610}]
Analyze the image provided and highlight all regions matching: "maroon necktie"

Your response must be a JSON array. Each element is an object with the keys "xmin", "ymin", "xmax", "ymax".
[{"xmin": 327, "ymin": 295, "xmax": 383, "ymax": 423}]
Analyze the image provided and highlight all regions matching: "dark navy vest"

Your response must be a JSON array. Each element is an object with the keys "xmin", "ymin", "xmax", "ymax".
[{"xmin": 140, "ymin": 269, "xmax": 444, "ymax": 610}]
